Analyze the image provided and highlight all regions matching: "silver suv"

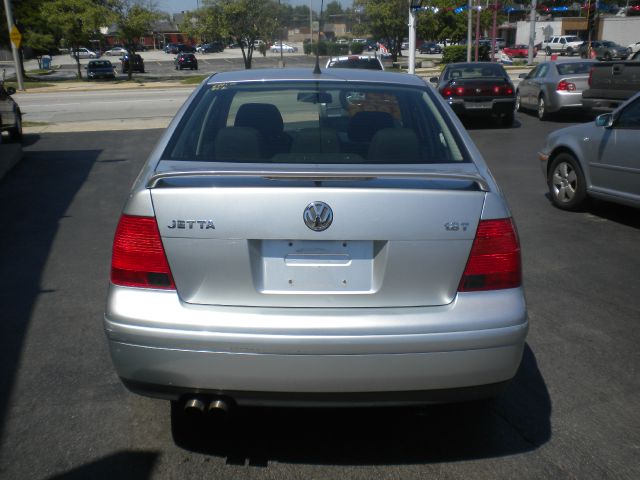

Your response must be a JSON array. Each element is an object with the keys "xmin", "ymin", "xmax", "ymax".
[
  {"xmin": 104, "ymin": 68, "xmax": 528, "ymax": 428},
  {"xmin": 542, "ymin": 35, "xmax": 583, "ymax": 56}
]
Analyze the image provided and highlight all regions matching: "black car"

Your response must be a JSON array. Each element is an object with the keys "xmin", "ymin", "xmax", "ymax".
[
  {"xmin": 175, "ymin": 53, "xmax": 198, "ymax": 70},
  {"xmin": 177, "ymin": 44, "xmax": 196, "ymax": 53},
  {"xmin": 579, "ymin": 40, "xmax": 629, "ymax": 60},
  {"xmin": 0, "ymin": 84, "xmax": 22, "ymax": 143},
  {"xmin": 121, "ymin": 54, "xmax": 145, "ymax": 73},
  {"xmin": 85, "ymin": 59, "xmax": 116, "ymax": 80},
  {"xmin": 200, "ymin": 41, "xmax": 224, "ymax": 53},
  {"xmin": 164, "ymin": 43, "xmax": 178, "ymax": 54},
  {"xmin": 430, "ymin": 62, "xmax": 516, "ymax": 126},
  {"xmin": 419, "ymin": 42, "xmax": 442, "ymax": 54}
]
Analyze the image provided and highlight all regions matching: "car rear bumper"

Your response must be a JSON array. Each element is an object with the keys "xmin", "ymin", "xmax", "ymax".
[
  {"xmin": 549, "ymin": 91, "xmax": 585, "ymax": 112},
  {"xmin": 448, "ymin": 98, "xmax": 515, "ymax": 117},
  {"xmin": 582, "ymin": 97, "xmax": 624, "ymax": 114},
  {"xmin": 104, "ymin": 285, "xmax": 528, "ymax": 404}
]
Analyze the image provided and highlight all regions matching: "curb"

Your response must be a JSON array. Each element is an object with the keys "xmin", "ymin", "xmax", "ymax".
[{"xmin": 0, "ymin": 143, "xmax": 22, "ymax": 181}]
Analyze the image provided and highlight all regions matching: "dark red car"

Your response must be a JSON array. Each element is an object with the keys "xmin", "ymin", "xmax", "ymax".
[
  {"xmin": 503, "ymin": 44, "xmax": 535, "ymax": 58},
  {"xmin": 174, "ymin": 53, "xmax": 198, "ymax": 70},
  {"xmin": 430, "ymin": 62, "xmax": 516, "ymax": 127}
]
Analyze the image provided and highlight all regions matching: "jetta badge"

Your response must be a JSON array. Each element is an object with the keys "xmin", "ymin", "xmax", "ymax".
[{"xmin": 303, "ymin": 202, "xmax": 333, "ymax": 231}]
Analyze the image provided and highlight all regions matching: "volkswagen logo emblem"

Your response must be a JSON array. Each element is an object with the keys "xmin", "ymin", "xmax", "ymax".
[{"xmin": 303, "ymin": 202, "xmax": 333, "ymax": 231}]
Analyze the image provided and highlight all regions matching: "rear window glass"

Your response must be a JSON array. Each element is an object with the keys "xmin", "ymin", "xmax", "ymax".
[
  {"xmin": 327, "ymin": 58, "xmax": 383, "ymax": 70},
  {"xmin": 163, "ymin": 81, "xmax": 467, "ymax": 165},
  {"xmin": 444, "ymin": 64, "xmax": 506, "ymax": 80},
  {"xmin": 555, "ymin": 62, "xmax": 593, "ymax": 75},
  {"xmin": 89, "ymin": 61, "xmax": 111, "ymax": 67}
]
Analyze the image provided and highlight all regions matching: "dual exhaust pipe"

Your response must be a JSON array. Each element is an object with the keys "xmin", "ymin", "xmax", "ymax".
[{"xmin": 183, "ymin": 396, "xmax": 231, "ymax": 417}]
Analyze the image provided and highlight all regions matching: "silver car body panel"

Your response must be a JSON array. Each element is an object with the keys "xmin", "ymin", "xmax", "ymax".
[
  {"xmin": 540, "ymin": 91, "xmax": 640, "ymax": 207},
  {"xmin": 106, "ymin": 69, "xmax": 527, "ymax": 404}
]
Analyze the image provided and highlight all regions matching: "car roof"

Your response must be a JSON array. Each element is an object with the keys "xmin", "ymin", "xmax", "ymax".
[{"xmin": 205, "ymin": 68, "xmax": 427, "ymax": 87}]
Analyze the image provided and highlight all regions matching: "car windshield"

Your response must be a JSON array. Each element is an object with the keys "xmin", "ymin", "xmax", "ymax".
[
  {"xmin": 556, "ymin": 62, "xmax": 593, "ymax": 75},
  {"xmin": 444, "ymin": 64, "xmax": 506, "ymax": 80},
  {"xmin": 327, "ymin": 58, "xmax": 383, "ymax": 70},
  {"xmin": 162, "ymin": 80, "xmax": 467, "ymax": 165}
]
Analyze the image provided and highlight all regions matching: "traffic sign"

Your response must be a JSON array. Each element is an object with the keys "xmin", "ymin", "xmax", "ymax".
[{"xmin": 10, "ymin": 25, "xmax": 22, "ymax": 49}]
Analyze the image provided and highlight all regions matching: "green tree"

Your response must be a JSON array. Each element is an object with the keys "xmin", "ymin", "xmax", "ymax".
[
  {"xmin": 201, "ymin": 0, "xmax": 279, "ymax": 69},
  {"xmin": 325, "ymin": 1, "xmax": 344, "ymax": 18},
  {"xmin": 353, "ymin": 0, "xmax": 406, "ymax": 62},
  {"xmin": 114, "ymin": 1, "xmax": 160, "ymax": 79},
  {"xmin": 41, "ymin": 0, "xmax": 115, "ymax": 79}
]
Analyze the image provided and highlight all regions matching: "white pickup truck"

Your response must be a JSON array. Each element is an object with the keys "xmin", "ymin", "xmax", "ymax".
[{"xmin": 541, "ymin": 35, "xmax": 583, "ymax": 56}]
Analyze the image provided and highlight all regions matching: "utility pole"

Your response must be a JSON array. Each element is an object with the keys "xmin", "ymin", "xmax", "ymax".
[
  {"xmin": 474, "ymin": 2, "xmax": 480, "ymax": 62},
  {"xmin": 527, "ymin": 0, "xmax": 537, "ymax": 65},
  {"xmin": 3, "ymin": 0, "xmax": 25, "ymax": 90},
  {"xmin": 467, "ymin": 0, "xmax": 472, "ymax": 61}
]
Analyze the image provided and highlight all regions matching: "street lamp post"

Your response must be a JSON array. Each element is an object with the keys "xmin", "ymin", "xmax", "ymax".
[
  {"xmin": 279, "ymin": 0, "xmax": 284, "ymax": 67},
  {"xmin": 467, "ymin": 0, "xmax": 473, "ymax": 61},
  {"xmin": 408, "ymin": 0, "xmax": 423, "ymax": 74}
]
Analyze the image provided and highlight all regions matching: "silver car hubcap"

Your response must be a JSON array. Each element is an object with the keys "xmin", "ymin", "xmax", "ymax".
[
  {"xmin": 552, "ymin": 162, "xmax": 577, "ymax": 202},
  {"xmin": 538, "ymin": 98, "xmax": 545, "ymax": 119}
]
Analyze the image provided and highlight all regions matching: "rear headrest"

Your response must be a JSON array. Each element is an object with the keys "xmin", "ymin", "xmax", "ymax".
[
  {"xmin": 347, "ymin": 111, "xmax": 394, "ymax": 142},
  {"xmin": 290, "ymin": 128, "xmax": 340, "ymax": 154},
  {"xmin": 368, "ymin": 128, "xmax": 420, "ymax": 163},
  {"xmin": 234, "ymin": 103, "xmax": 284, "ymax": 137},
  {"xmin": 213, "ymin": 127, "xmax": 262, "ymax": 161}
]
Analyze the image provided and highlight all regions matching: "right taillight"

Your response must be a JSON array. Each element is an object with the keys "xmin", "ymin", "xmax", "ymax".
[
  {"xmin": 458, "ymin": 218, "xmax": 521, "ymax": 292},
  {"xmin": 111, "ymin": 214, "xmax": 176, "ymax": 290}
]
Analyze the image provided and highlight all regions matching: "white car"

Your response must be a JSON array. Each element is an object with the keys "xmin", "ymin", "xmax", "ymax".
[
  {"xmin": 104, "ymin": 47, "xmax": 128, "ymax": 56},
  {"xmin": 70, "ymin": 48, "xmax": 97, "ymax": 59},
  {"xmin": 271, "ymin": 43, "xmax": 298, "ymax": 53}
]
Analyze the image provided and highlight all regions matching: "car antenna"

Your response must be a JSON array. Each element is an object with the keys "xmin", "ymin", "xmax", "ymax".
[{"xmin": 313, "ymin": 0, "xmax": 325, "ymax": 74}]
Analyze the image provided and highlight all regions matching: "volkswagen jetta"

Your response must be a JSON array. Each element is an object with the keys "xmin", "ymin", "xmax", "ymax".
[{"xmin": 104, "ymin": 68, "xmax": 528, "ymax": 422}]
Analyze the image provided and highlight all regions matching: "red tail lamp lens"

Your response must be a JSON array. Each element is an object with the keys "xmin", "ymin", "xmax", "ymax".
[
  {"xmin": 111, "ymin": 215, "xmax": 175, "ymax": 289},
  {"xmin": 557, "ymin": 80, "xmax": 576, "ymax": 91},
  {"xmin": 458, "ymin": 218, "xmax": 521, "ymax": 292}
]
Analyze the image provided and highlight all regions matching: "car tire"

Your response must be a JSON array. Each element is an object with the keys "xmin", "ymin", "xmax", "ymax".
[
  {"xmin": 548, "ymin": 153, "xmax": 587, "ymax": 210},
  {"xmin": 515, "ymin": 91, "xmax": 522, "ymax": 112},
  {"xmin": 604, "ymin": 52, "xmax": 612, "ymax": 61},
  {"xmin": 545, "ymin": 47, "xmax": 552, "ymax": 56},
  {"xmin": 537, "ymin": 95, "xmax": 549, "ymax": 121},
  {"xmin": 8, "ymin": 110, "xmax": 23, "ymax": 143},
  {"xmin": 566, "ymin": 47, "xmax": 573, "ymax": 56}
]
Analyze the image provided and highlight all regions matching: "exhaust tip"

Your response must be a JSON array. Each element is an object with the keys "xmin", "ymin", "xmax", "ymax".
[
  {"xmin": 183, "ymin": 397, "xmax": 206, "ymax": 415},
  {"xmin": 207, "ymin": 398, "xmax": 231, "ymax": 416}
]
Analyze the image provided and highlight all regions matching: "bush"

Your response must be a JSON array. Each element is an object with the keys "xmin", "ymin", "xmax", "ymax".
[
  {"xmin": 442, "ymin": 44, "xmax": 491, "ymax": 63},
  {"xmin": 304, "ymin": 41, "xmax": 328, "ymax": 56},
  {"xmin": 350, "ymin": 42, "xmax": 365, "ymax": 55},
  {"xmin": 326, "ymin": 42, "xmax": 349, "ymax": 56}
]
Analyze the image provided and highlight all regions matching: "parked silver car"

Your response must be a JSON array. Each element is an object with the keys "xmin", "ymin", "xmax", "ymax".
[
  {"xmin": 516, "ymin": 59, "xmax": 595, "ymax": 120},
  {"xmin": 104, "ymin": 69, "xmax": 527, "ymax": 423},
  {"xmin": 539, "ymin": 91, "xmax": 640, "ymax": 210}
]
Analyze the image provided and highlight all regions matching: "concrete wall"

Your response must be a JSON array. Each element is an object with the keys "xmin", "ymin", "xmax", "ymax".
[
  {"xmin": 516, "ymin": 20, "xmax": 563, "ymax": 45},
  {"xmin": 600, "ymin": 17, "xmax": 640, "ymax": 47}
]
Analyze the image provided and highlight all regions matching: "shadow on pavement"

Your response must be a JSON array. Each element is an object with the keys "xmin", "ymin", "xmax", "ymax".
[
  {"xmin": 46, "ymin": 451, "xmax": 159, "ymax": 480},
  {"xmin": 0, "ymin": 144, "xmax": 100, "ymax": 439},
  {"xmin": 172, "ymin": 344, "xmax": 550, "ymax": 466}
]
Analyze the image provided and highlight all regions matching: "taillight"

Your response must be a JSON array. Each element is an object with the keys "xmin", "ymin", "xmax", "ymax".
[
  {"xmin": 111, "ymin": 214, "xmax": 176, "ymax": 289},
  {"xmin": 493, "ymin": 85, "xmax": 514, "ymax": 96},
  {"xmin": 557, "ymin": 80, "xmax": 576, "ymax": 91},
  {"xmin": 442, "ymin": 86, "xmax": 454, "ymax": 97},
  {"xmin": 458, "ymin": 218, "xmax": 521, "ymax": 292}
]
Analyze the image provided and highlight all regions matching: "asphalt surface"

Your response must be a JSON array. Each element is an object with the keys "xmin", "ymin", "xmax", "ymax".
[{"xmin": 0, "ymin": 112, "xmax": 638, "ymax": 479}]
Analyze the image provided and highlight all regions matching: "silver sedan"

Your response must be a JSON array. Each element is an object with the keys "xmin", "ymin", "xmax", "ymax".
[
  {"xmin": 516, "ymin": 59, "xmax": 595, "ymax": 120},
  {"xmin": 539, "ymin": 92, "xmax": 640, "ymax": 210},
  {"xmin": 104, "ymin": 68, "xmax": 528, "ymax": 425}
]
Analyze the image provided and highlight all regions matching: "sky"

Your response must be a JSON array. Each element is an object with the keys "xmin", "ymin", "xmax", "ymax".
[{"xmin": 155, "ymin": 0, "xmax": 352, "ymax": 14}]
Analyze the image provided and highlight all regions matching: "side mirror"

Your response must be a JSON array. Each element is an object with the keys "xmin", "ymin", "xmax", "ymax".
[
  {"xmin": 6, "ymin": 86, "xmax": 16, "ymax": 95},
  {"xmin": 595, "ymin": 113, "xmax": 614, "ymax": 128},
  {"xmin": 429, "ymin": 76, "xmax": 438, "ymax": 83},
  {"xmin": 518, "ymin": 73, "xmax": 527, "ymax": 79}
]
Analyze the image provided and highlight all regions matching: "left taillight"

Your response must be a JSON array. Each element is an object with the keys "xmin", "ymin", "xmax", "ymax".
[
  {"xmin": 458, "ymin": 218, "xmax": 521, "ymax": 292},
  {"xmin": 557, "ymin": 80, "xmax": 576, "ymax": 91},
  {"xmin": 111, "ymin": 214, "xmax": 176, "ymax": 290}
]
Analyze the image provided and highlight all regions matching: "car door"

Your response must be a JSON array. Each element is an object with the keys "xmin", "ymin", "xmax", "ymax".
[
  {"xmin": 0, "ymin": 86, "xmax": 15, "ymax": 130},
  {"xmin": 590, "ymin": 96, "xmax": 640, "ymax": 201},
  {"xmin": 528, "ymin": 64, "xmax": 549, "ymax": 104}
]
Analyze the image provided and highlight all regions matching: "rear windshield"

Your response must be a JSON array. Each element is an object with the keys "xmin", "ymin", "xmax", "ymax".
[
  {"xmin": 89, "ymin": 61, "xmax": 112, "ymax": 67},
  {"xmin": 327, "ymin": 58, "xmax": 383, "ymax": 70},
  {"xmin": 555, "ymin": 62, "xmax": 593, "ymax": 75},
  {"xmin": 444, "ymin": 64, "xmax": 506, "ymax": 80},
  {"xmin": 162, "ymin": 81, "xmax": 467, "ymax": 164}
]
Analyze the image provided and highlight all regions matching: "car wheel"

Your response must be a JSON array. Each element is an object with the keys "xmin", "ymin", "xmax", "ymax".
[
  {"xmin": 566, "ymin": 47, "xmax": 573, "ymax": 56},
  {"xmin": 548, "ymin": 153, "xmax": 587, "ymax": 210},
  {"xmin": 545, "ymin": 47, "xmax": 552, "ymax": 56},
  {"xmin": 604, "ymin": 52, "xmax": 612, "ymax": 61},
  {"xmin": 8, "ymin": 110, "xmax": 23, "ymax": 143},
  {"xmin": 515, "ymin": 91, "xmax": 522, "ymax": 112},
  {"xmin": 537, "ymin": 95, "xmax": 549, "ymax": 121}
]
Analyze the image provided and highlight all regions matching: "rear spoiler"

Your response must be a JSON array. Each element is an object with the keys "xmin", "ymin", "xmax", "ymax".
[{"xmin": 147, "ymin": 169, "xmax": 490, "ymax": 192}]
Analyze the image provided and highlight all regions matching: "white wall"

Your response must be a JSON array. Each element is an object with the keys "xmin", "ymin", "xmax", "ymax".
[
  {"xmin": 600, "ymin": 17, "xmax": 640, "ymax": 47},
  {"xmin": 516, "ymin": 20, "xmax": 563, "ymax": 46}
]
